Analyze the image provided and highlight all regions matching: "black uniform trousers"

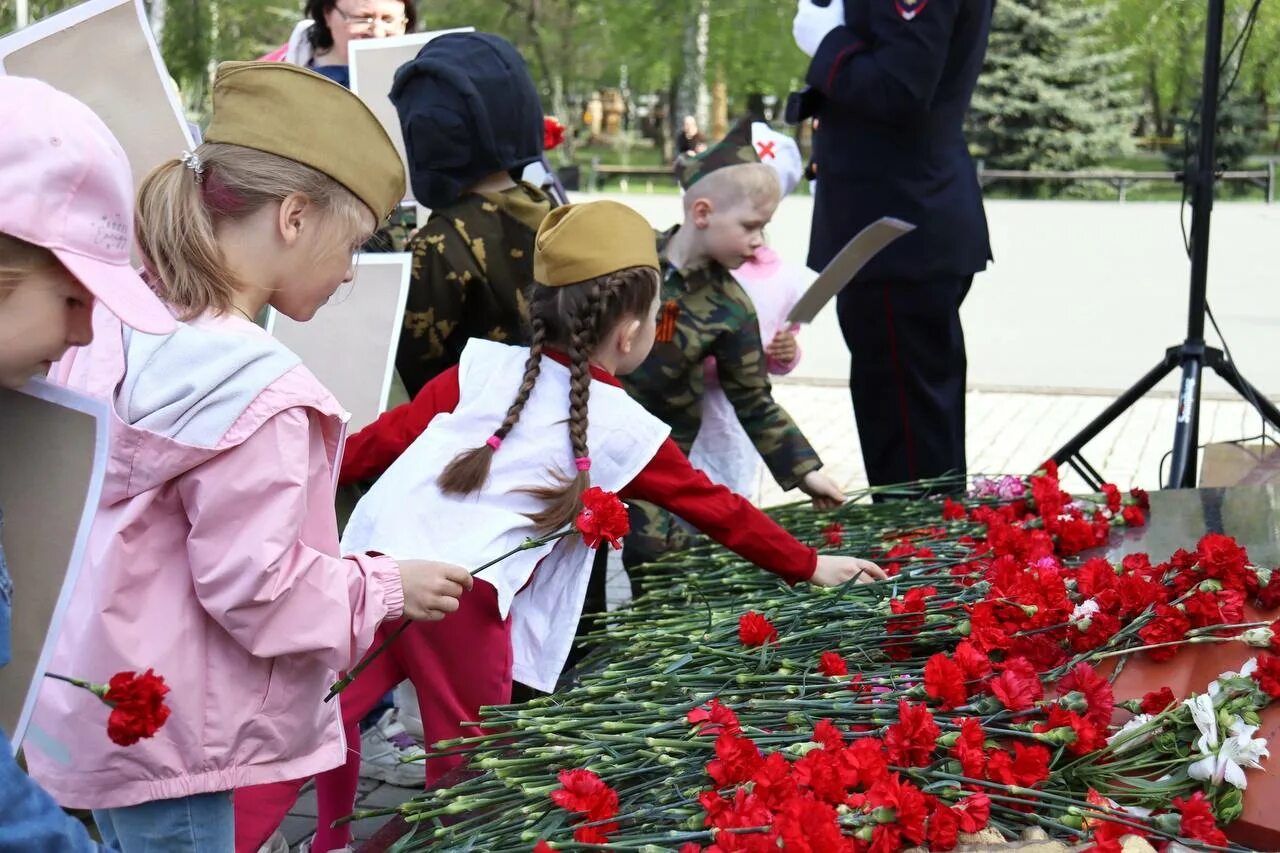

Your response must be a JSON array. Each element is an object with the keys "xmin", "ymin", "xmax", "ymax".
[{"xmin": 836, "ymin": 275, "xmax": 971, "ymax": 496}]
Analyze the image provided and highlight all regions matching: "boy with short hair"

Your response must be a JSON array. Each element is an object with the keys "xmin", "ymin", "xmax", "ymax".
[{"xmin": 620, "ymin": 120, "xmax": 845, "ymax": 587}]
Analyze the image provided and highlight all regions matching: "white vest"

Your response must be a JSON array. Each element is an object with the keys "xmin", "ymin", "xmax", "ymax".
[{"xmin": 341, "ymin": 339, "xmax": 670, "ymax": 691}]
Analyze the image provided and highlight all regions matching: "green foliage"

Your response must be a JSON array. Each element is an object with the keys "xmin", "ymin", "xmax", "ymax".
[
  {"xmin": 3, "ymin": 0, "xmax": 1278, "ymax": 163},
  {"xmin": 968, "ymin": 0, "xmax": 1138, "ymax": 188}
]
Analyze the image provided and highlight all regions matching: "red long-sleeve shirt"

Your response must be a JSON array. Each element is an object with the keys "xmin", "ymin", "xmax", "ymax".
[{"xmin": 340, "ymin": 358, "xmax": 818, "ymax": 583}]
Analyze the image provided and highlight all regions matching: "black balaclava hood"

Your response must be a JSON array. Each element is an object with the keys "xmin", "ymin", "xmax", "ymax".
[{"xmin": 390, "ymin": 32, "xmax": 544, "ymax": 209}]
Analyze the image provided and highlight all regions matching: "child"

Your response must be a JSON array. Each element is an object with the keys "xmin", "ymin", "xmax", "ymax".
[
  {"xmin": 23, "ymin": 62, "xmax": 473, "ymax": 853},
  {"xmin": 389, "ymin": 32, "xmax": 554, "ymax": 396},
  {"xmin": 237, "ymin": 201, "xmax": 885, "ymax": 852},
  {"xmin": 689, "ymin": 122, "xmax": 810, "ymax": 498},
  {"xmin": 0, "ymin": 74, "xmax": 178, "ymax": 853},
  {"xmin": 620, "ymin": 119, "xmax": 846, "ymax": 588}
]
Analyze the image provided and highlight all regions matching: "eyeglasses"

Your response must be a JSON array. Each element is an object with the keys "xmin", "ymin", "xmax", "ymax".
[{"xmin": 332, "ymin": 4, "xmax": 408, "ymax": 31}]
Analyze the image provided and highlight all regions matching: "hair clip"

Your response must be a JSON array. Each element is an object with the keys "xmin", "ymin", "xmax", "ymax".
[{"xmin": 180, "ymin": 150, "xmax": 205, "ymax": 183}]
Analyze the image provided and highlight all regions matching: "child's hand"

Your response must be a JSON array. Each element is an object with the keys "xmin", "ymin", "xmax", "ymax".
[
  {"xmin": 767, "ymin": 329, "xmax": 798, "ymax": 365},
  {"xmin": 397, "ymin": 560, "xmax": 474, "ymax": 621},
  {"xmin": 811, "ymin": 555, "xmax": 887, "ymax": 587},
  {"xmin": 799, "ymin": 470, "xmax": 845, "ymax": 509}
]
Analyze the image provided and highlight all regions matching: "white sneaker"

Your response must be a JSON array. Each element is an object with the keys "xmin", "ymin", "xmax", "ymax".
[
  {"xmin": 256, "ymin": 831, "xmax": 288, "ymax": 853},
  {"xmin": 359, "ymin": 708, "xmax": 426, "ymax": 787},
  {"xmin": 296, "ymin": 839, "xmax": 354, "ymax": 853},
  {"xmin": 394, "ymin": 682, "xmax": 424, "ymax": 741}
]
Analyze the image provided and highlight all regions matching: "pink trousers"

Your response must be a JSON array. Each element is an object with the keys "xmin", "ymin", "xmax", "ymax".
[{"xmin": 233, "ymin": 582, "xmax": 512, "ymax": 852}]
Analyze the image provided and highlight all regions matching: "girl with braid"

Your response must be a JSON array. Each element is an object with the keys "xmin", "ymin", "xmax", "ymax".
[{"xmin": 246, "ymin": 201, "xmax": 884, "ymax": 852}]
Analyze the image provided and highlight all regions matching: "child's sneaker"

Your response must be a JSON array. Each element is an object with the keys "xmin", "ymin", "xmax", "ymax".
[
  {"xmin": 256, "ymin": 831, "xmax": 288, "ymax": 853},
  {"xmin": 359, "ymin": 708, "xmax": 426, "ymax": 787},
  {"xmin": 297, "ymin": 839, "xmax": 353, "ymax": 853},
  {"xmin": 394, "ymin": 682, "xmax": 424, "ymax": 741}
]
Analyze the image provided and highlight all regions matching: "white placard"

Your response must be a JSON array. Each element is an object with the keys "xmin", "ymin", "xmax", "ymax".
[
  {"xmin": 265, "ymin": 253, "xmax": 413, "ymax": 434},
  {"xmin": 0, "ymin": 0, "xmax": 195, "ymax": 195},
  {"xmin": 0, "ymin": 379, "xmax": 109, "ymax": 752},
  {"xmin": 348, "ymin": 27, "xmax": 474, "ymax": 204}
]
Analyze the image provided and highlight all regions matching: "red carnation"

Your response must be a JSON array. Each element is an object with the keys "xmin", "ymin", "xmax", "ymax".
[
  {"xmin": 987, "ymin": 742, "xmax": 1051, "ymax": 789},
  {"xmin": 575, "ymin": 487, "xmax": 629, "ymax": 549},
  {"xmin": 819, "ymin": 651, "xmax": 848, "ymax": 677},
  {"xmin": 1197, "ymin": 533, "xmax": 1248, "ymax": 581},
  {"xmin": 533, "ymin": 842, "xmax": 555, "ymax": 852},
  {"xmin": 543, "ymin": 116, "xmax": 566, "ymax": 151},
  {"xmin": 1172, "ymin": 791, "xmax": 1228, "ymax": 848},
  {"xmin": 953, "ymin": 640, "xmax": 994, "ymax": 682},
  {"xmin": 687, "ymin": 698, "xmax": 741, "ymax": 736},
  {"xmin": 942, "ymin": 498, "xmax": 967, "ymax": 521},
  {"xmin": 1255, "ymin": 655, "xmax": 1280, "ymax": 699},
  {"xmin": 1257, "ymin": 571, "xmax": 1280, "ymax": 608},
  {"xmin": 823, "ymin": 522, "xmax": 844, "ymax": 547},
  {"xmin": 102, "ymin": 669, "xmax": 171, "ymax": 747},
  {"xmin": 865, "ymin": 774, "xmax": 929, "ymax": 848},
  {"xmin": 750, "ymin": 751, "xmax": 799, "ymax": 810},
  {"xmin": 924, "ymin": 653, "xmax": 968, "ymax": 710},
  {"xmin": 926, "ymin": 799, "xmax": 961, "ymax": 851},
  {"xmin": 551, "ymin": 768, "xmax": 619, "ymax": 821},
  {"xmin": 845, "ymin": 737, "xmax": 890, "ymax": 789},
  {"xmin": 1184, "ymin": 588, "xmax": 1245, "ymax": 629},
  {"xmin": 990, "ymin": 657, "xmax": 1043, "ymax": 712},
  {"xmin": 1129, "ymin": 487, "xmax": 1150, "ymax": 508},
  {"xmin": 1139, "ymin": 687, "xmax": 1176, "ymax": 714},
  {"xmin": 951, "ymin": 717, "xmax": 987, "ymax": 779},
  {"xmin": 1101, "ymin": 483, "xmax": 1122, "ymax": 513},
  {"xmin": 738, "ymin": 611, "xmax": 778, "ymax": 646},
  {"xmin": 1121, "ymin": 505, "xmax": 1146, "ymax": 528},
  {"xmin": 1137, "ymin": 604, "xmax": 1190, "ymax": 661},
  {"xmin": 885, "ymin": 701, "xmax": 941, "ymax": 768},
  {"xmin": 1058, "ymin": 663, "xmax": 1114, "ymax": 729},
  {"xmin": 707, "ymin": 731, "xmax": 765, "ymax": 787},
  {"xmin": 1035, "ymin": 706, "xmax": 1106, "ymax": 756},
  {"xmin": 954, "ymin": 792, "xmax": 991, "ymax": 832},
  {"xmin": 775, "ymin": 794, "xmax": 852, "ymax": 853}
]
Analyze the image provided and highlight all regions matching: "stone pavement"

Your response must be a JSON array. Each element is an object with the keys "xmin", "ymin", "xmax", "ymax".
[{"xmin": 280, "ymin": 382, "xmax": 1273, "ymax": 852}]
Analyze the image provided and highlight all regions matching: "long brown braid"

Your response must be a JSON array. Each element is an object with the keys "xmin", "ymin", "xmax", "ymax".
[
  {"xmin": 437, "ymin": 316, "xmax": 547, "ymax": 495},
  {"xmin": 436, "ymin": 265, "xmax": 659, "ymax": 535}
]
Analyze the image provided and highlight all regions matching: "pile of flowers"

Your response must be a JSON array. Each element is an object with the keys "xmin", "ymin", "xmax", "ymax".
[{"xmin": 341, "ymin": 465, "xmax": 1277, "ymax": 851}]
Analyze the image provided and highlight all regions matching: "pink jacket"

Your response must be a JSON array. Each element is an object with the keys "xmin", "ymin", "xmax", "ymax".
[{"xmin": 26, "ymin": 307, "xmax": 404, "ymax": 809}]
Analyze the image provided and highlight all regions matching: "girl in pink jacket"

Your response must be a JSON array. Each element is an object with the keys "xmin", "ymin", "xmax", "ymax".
[{"xmin": 25, "ymin": 62, "xmax": 471, "ymax": 853}]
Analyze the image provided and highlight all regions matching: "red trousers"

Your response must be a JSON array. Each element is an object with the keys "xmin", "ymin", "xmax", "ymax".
[{"xmin": 233, "ymin": 582, "xmax": 512, "ymax": 852}]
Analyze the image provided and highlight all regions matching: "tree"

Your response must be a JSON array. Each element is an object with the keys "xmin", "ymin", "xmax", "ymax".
[{"xmin": 968, "ymin": 0, "xmax": 1138, "ymax": 190}]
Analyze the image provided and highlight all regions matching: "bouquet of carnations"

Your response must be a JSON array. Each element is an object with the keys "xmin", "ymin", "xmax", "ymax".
[{"xmin": 350, "ymin": 464, "xmax": 1276, "ymax": 852}]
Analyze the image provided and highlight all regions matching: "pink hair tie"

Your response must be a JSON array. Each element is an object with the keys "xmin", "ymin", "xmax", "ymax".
[
  {"xmin": 574, "ymin": 457, "xmax": 592, "ymax": 472},
  {"xmin": 486, "ymin": 435, "xmax": 503, "ymax": 451}
]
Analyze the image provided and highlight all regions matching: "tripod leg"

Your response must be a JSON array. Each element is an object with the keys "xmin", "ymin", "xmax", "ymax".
[
  {"xmin": 1052, "ymin": 353, "xmax": 1178, "ymax": 490},
  {"xmin": 1166, "ymin": 350, "xmax": 1205, "ymax": 489},
  {"xmin": 1206, "ymin": 350, "xmax": 1280, "ymax": 432}
]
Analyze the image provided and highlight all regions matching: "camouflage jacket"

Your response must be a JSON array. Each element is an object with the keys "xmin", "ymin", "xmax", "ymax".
[
  {"xmin": 363, "ymin": 204, "xmax": 418, "ymax": 254},
  {"xmin": 396, "ymin": 182, "xmax": 552, "ymax": 397},
  {"xmin": 621, "ymin": 227, "xmax": 821, "ymax": 490}
]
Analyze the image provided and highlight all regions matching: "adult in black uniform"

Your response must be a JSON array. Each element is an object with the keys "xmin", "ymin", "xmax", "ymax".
[{"xmin": 791, "ymin": 0, "xmax": 993, "ymax": 494}]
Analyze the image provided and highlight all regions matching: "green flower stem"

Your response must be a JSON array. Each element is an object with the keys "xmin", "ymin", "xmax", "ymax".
[{"xmin": 326, "ymin": 529, "xmax": 575, "ymax": 702}]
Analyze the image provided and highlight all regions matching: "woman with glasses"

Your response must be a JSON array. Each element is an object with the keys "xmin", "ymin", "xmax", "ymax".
[{"xmin": 261, "ymin": 0, "xmax": 417, "ymax": 89}]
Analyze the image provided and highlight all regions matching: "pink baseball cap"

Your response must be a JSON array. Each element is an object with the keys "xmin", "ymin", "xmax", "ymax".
[{"xmin": 0, "ymin": 76, "xmax": 176, "ymax": 335}]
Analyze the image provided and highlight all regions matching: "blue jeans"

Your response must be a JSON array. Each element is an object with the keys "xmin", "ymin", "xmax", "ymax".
[
  {"xmin": 0, "ymin": 507, "xmax": 104, "ymax": 852},
  {"xmin": 93, "ymin": 792, "xmax": 234, "ymax": 853}
]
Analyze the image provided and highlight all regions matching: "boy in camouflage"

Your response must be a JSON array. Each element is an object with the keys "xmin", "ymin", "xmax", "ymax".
[
  {"xmin": 620, "ymin": 119, "xmax": 846, "ymax": 588},
  {"xmin": 389, "ymin": 33, "xmax": 554, "ymax": 396}
]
